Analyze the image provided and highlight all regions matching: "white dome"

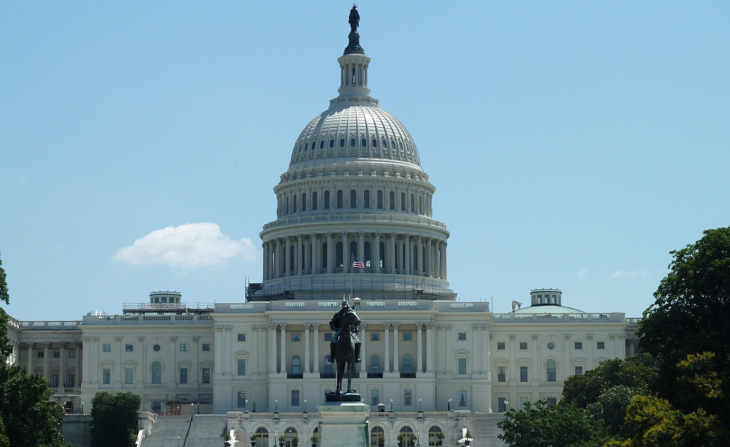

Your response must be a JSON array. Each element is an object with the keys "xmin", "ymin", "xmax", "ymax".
[{"xmin": 289, "ymin": 104, "xmax": 422, "ymax": 169}]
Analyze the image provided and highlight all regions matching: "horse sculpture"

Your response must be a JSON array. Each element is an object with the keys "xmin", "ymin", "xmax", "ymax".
[{"xmin": 334, "ymin": 312, "xmax": 359, "ymax": 395}]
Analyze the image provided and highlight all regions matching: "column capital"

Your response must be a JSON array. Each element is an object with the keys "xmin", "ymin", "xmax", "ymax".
[
  {"xmin": 224, "ymin": 326, "xmax": 233, "ymax": 332},
  {"xmin": 279, "ymin": 323, "xmax": 288, "ymax": 330},
  {"xmin": 92, "ymin": 337, "xmax": 100, "ymax": 342},
  {"xmin": 192, "ymin": 336, "xmax": 200, "ymax": 342},
  {"xmin": 586, "ymin": 333, "xmax": 594, "ymax": 340},
  {"xmin": 563, "ymin": 334, "xmax": 571, "ymax": 341},
  {"xmin": 471, "ymin": 324, "xmax": 480, "ymax": 331},
  {"xmin": 169, "ymin": 336, "xmax": 178, "ymax": 341},
  {"xmin": 531, "ymin": 334, "xmax": 539, "ymax": 340},
  {"xmin": 508, "ymin": 334, "xmax": 517, "ymax": 340},
  {"xmin": 392, "ymin": 323, "xmax": 400, "ymax": 330},
  {"xmin": 115, "ymin": 336, "xmax": 123, "ymax": 342},
  {"xmin": 303, "ymin": 323, "xmax": 311, "ymax": 330},
  {"xmin": 360, "ymin": 322, "xmax": 368, "ymax": 329},
  {"xmin": 444, "ymin": 324, "xmax": 452, "ymax": 331},
  {"xmin": 425, "ymin": 323, "xmax": 433, "ymax": 330},
  {"xmin": 383, "ymin": 323, "xmax": 391, "ymax": 329},
  {"xmin": 415, "ymin": 323, "xmax": 423, "ymax": 330},
  {"xmin": 137, "ymin": 336, "xmax": 145, "ymax": 343},
  {"xmin": 216, "ymin": 327, "xmax": 224, "ymax": 332}
]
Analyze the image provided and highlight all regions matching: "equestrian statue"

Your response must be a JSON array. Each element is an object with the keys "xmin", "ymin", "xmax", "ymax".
[{"xmin": 328, "ymin": 300, "xmax": 361, "ymax": 397}]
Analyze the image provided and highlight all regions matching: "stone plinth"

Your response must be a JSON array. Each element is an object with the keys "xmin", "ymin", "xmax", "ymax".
[{"xmin": 316, "ymin": 402, "xmax": 369, "ymax": 447}]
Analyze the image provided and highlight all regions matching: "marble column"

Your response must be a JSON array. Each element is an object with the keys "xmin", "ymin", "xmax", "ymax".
[
  {"xmin": 358, "ymin": 232, "xmax": 364, "ymax": 265},
  {"xmin": 426, "ymin": 324, "xmax": 434, "ymax": 373},
  {"xmin": 43, "ymin": 343, "xmax": 50, "ymax": 384},
  {"xmin": 373, "ymin": 232, "xmax": 381, "ymax": 274},
  {"xmin": 387, "ymin": 234, "xmax": 395, "ymax": 274},
  {"xmin": 27, "ymin": 343, "xmax": 34, "ymax": 375},
  {"xmin": 74, "ymin": 342, "xmax": 81, "ymax": 387},
  {"xmin": 304, "ymin": 324, "xmax": 311, "ymax": 373},
  {"xmin": 471, "ymin": 325, "xmax": 480, "ymax": 374},
  {"xmin": 269, "ymin": 324, "xmax": 277, "ymax": 373},
  {"xmin": 416, "ymin": 237, "xmax": 423, "ymax": 277},
  {"xmin": 342, "ymin": 232, "xmax": 349, "ymax": 274},
  {"xmin": 313, "ymin": 325, "xmax": 320, "ymax": 373},
  {"xmin": 384, "ymin": 323, "xmax": 390, "ymax": 373},
  {"xmin": 405, "ymin": 237, "xmax": 411, "ymax": 275},
  {"xmin": 392, "ymin": 323, "xmax": 400, "ymax": 374},
  {"xmin": 285, "ymin": 238, "xmax": 291, "ymax": 277},
  {"xmin": 214, "ymin": 327, "xmax": 223, "ymax": 378},
  {"xmin": 280, "ymin": 324, "xmax": 287, "ymax": 375},
  {"xmin": 59, "ymin": 343, "xmax": 67, "ymax": 388},
  {"xmin": 563, "ymin": 334, "xmax": 571, "ymax": 381},
  {"xmin": 327, "ymin": 233, "xmax": 334, "ymax": 274},
  {"xmin": 435, "ymin": 242, "xmax": 441, "ymax": 280},
  {"xmin": 416, "ymin": 323, "xmax": 424, "ymax": 373},
  {"xmin": 306, "ymin": 235, "xmax": 313, "ymax": 275},
  {"xmin": 360, "ymin": 323, "xmax": 367, "ymax": 374}
]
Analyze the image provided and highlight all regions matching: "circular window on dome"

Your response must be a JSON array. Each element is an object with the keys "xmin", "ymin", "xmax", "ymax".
[
  {"xmin": 153, "ymin": 344, "xmax": 160, "ymax": 352},
  {"xmin": 547, "ymin": 342, "xmax": 555, "ymax": 350}
]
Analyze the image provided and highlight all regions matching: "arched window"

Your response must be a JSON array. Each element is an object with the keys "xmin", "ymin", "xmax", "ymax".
[
  {"xmin": 293, "ymin": 194, "xmax": 297, "ymax": 213},
  {"xmin": 292, "ymin": 355, "xmax": 301, "ymax": 375},
  {"xmin": 371, "ymin": 355, "xmax": 380, "ymax": 373},
  {"xmin": 350, "ymin": 189, "xmax": 357, "ymax": 209},
  {"xmin": 324, "ymin": 190, "xmax": 330, "ymax": 209},
  {"xmin": 151, "ymin": 361, "xmax": 162, "ymax": 384},
  {"xmin": 301, "ymin": 193, "xmax": 307, "ymax": 211},
  {"xmin": 364, "ymin": 190, "xmax": 371, "ymax": 208},
  {"xmin": 546, "ymin": 359, "xmax": 557, "ymax": 382},
  {"xmin": 286, "ymin": 196, "xmax": 290, "ymax": 214},
  {"xmin": 319, "ymin": 140, "xmax": 325, "ymax": 149},
  {"xmin": 312, "ymin": 191, "xmax": 318, "ymax": 210},
  {"xmin": 377, "ymin": 190, "xmax": 384, "ymax": 209},
  {"xmin": 351, "ymin": 138, "xmax": 356, "ymax": 147},
  {"xmin": 389, "ymin": 191, "xmax": 396, "ymax": 210},
  {"xmin": 379, "ymin": 241, "xmax": 385, "ymax": 269},
  {"xmin": 399, "ymin": 426, "xmax": 415, "ymax": 446},
  {"xmin": 364, "ymin": 241, "xmax": 371, "ymax": 267},
  {"xmin": 322, "ymin": 241, "xmax": 328, "ymax": 269},
  {"xmin": 337, "ymin": 190, "xmax": 343, "ymax": 209},
  {"xmin": 339, "ymin": 138, "xmax": 345, "ymax": 148},
  {"xmin": 400, "ymin": 192, "xmax": 406, "ymax": 211},
  {"xmin": 403, "ymin": 355, "xmax": 413, "ymax": 374},
  {"xmin": 370, "ymin": 426, "xmax": 385, "ymax": 447},
  {"xmin": 418, "ymin": 196, "xmax": 422, "ymax": 214},
  {"xmin": 284, "ymin": 427, "xmax": 298, "ymax": 447},
  {"xmin": 336, "ymin": 242, "xmax": 343, "ymax": 268},
  {"xmin": 254, "ymin": 428, "xmax": 269, "ymax": 447},
  {"xmin": 350, "ymin": 241, "xmax": 358, "ymax": 260},
  {"xmin": 410, "ymin": 193, "xmax": 415, "ymax": 212},
  {"xmin": 428, "ymin": 426, "xmax": 444, "ymax": 446}
]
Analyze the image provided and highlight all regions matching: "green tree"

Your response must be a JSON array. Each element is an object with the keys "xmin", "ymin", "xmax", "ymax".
[
  {"xmin": 638, "ymin": 227, "xmax": 730, "ymax": 422},
  {"xmin": 90, "ymin": 391, "xmax": 141, "ymax": 447},
  {"xmin": 497, "ymin": 399, "xmax": 608, "ymax": 447},
  {"xmin": 0, "ymin": 254, "xmax": 11, "ymax": 360}
]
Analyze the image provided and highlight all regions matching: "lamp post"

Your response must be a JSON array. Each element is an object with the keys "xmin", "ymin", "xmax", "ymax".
[
  {"xmin": 177, "ymin": 435, "xmax": 180, "ymax": 447},
  {"xmin": 81, "ymin": 401, "xmax": 84, "ymax": 414},
  {"xmin": 245, "ymin": 399, "xmax": 249, "ymax": 414},
  {"xmin": 447, "ymin": 398, "xmax": 452, "ymax": 412}
]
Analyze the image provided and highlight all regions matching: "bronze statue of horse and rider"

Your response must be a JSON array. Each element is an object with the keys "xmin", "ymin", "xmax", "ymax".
[{"xmin": 327, "ymin": 300, "xmax": 362, "ymax": 399}]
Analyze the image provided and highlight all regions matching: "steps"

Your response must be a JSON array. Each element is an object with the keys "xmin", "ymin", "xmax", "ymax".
[
  {"xmin": 184, "ymin": 415, "xmax": 228, "ymax": 447},
  {"xmin": 142, "ymin": 416, "xmax": 192, "ymax": 447},
  {"xmin": 470, "ymin": 413, "xmax": 508, "ymax": 447}
]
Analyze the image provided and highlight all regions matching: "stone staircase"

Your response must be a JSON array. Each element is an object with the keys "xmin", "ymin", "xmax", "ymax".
[
  {"xmin": 470, "ymin": 413, "xmax": 508, "ymax": 447},
  {"xmin": 184, "ymin": 414, "xmax": 228, "ymax": 447},
  {"xmin": 142, "ymin": 415, "xmax": 192, "ymax": 447}
]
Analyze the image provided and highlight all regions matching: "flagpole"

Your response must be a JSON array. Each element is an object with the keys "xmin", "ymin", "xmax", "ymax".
[{"xmin": 350, "ymin": 254, "xmax": 354, "ymax": 299}]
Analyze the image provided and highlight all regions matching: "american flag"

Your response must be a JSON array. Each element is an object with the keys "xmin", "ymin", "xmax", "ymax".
[{"xmin": 352, "ymin": 257, "xmax": 365, "ymax": 269}]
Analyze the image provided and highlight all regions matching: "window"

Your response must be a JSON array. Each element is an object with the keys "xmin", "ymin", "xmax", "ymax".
[
  {"xmin": 597, "ymin": 342, "xmax": 605, "ymax": 350},
  {"xmin": 324, "ymin": 190, "xmax": 330, "ymax": 209},
  {"xmin": 403, "ymin": 355, "xmax": 413, "ymax": 374},
  {"xmin": 458, "ymin": 358, "xmax": 467, "ymax": 375},
  {"xmin": 458, "ymin": 332, "xmax": 467, "ymax": 341},
  {"xmin": 410, "ymin": 193, "xmax": 415, "ymax": 212},
  {"xmin": 125, "ymin": 368, "xmax": 134, "ymax": 384},
  {"xmin": 238, "ymin": 333, "xmax": 246, "ymax": 342},
  {"xmin": 458, "ymin": 390, "xmax": 467, "ymax": 407},
  {"xmin": 370, "ymin": 389, "xmax": 380, "ymax": 406},
  {"xmin": 324, "ymin": 333, "xmax": 333, "ymax": 341},
  {"xmin": 69, "ymin": 349, "xmax": 76, "ymax": 358},
  {"xmin": 520, "ymin": 397, "xmax": 529, "ymax": 410},
  {"xmin": 403, "ymin": 332, "xmax": 412, "ymax": 341},
  {"xmin": 377, "ymin": 190, "xmax": 383, "ymax": 209},
  {"xmin": 302, "ymin": 193, "xmax": 307, "ymax": 211},
  {"xmin": 519, "ymin": 342, "xmax": 528, "ymax": 350},
  {"xmin": 180, "ymin": 343, "xmax": 188, "ymax": 352},
  {"xmin": 102, "ymin": 368, "xmax": 111, "ymax": 385},
  {"xmin": 404, "ymin": 389, "xmax": 413, "ymax": 406},
  {"xmin": 337, "ymin": 190, "xmax": 343, "ymax": 208},
  {"xmin": 36, "ymin": 351, "xmax": 43, "ymax": 358},
  {"xmin": 574, "ymin": 341, "xmax": 583, "ymax": 350},
  {"xmin": 546, "ymin": 359, "xmax": 557, "ymax": 382},
  {"xmin": 202, "ymin": 367, "xmax": 211, "ymax": 384},
  {"xmin": 53, "ymin": 350, "xmax": 60, "ymax": 358},
  {"xmin": 103, "ymin": 344, "xmax": 111, "ymax": 352},
  {"xmin": 125, "ymin": 344, "xmax": 134, "ymax": 352},
  {"xmin": 520, "ymin": 366, "xmax": 528, "ymax": 382},
  {"xmin": 574, "ymin": 366, "xmax": 583, "ymax": 375},
  {"xmin": 364, "ymin": 190, "xmax": 370, "ymax": 208},
  {"xmin": 292, "ymin": 356, "xmax": 301, "ymax": 374},
  {"xmin": 370, "ymin": 333, "xmax": 379, "ymax": 341},
  {"xmin": 498, "ymin": 397, "xmax": 507, "ymax": 413},
  {"xmin": 428, "ymin": 427, "xmax": 443, "ymax": 447},
  {"xmin": 497, "ymin": 366, "xmax": 506, "ymax": 382},
  {"xmin": 237, "ymin": 391, "xmax": 246, "ymax": 408},
  {"xmin": 202, "ymin": 343, "xmax": 211, "ymax": 352},
  {"xmin": 68, "ymin": 372, "xmax": 75, "ymax": 387},
  {"xmin": 291, "ymin": 333, "xmax": 300, "ymax": 342},
  {"xmin": 350, "ymin": 189, "xmax": 357, "ymax": 208},
  {"xmin": 371, "ymin": 427, "xmax": 385, "ymax": 447},
  {"xmin": 389, "ymin": 191, "xmax": 395, "ymax": 210},
  {"xmin": 52, "ymin": 371, "xmax": 59, "ymax": 388},
  {"xmin": 180, "ymin": 367, "xmax": 188, "ymax": 384},
  {"xmin": 400, "ymin": 192, "xmax": 406, "ymax": 211},
  {"xmin": 312, "ymin": 191, "xmax": 318, "ymax": 210},
  {"xmin": 153, "ymin": 344, "xmax": 160, "ymax": 352},
  {"xmin": 291, "ymin": 390, "xmax": 300, "ymax": 407},
  {"xmin": 399, "ymin": 427, "xmax": 415, "ymax": 446},
  {"xmin": 254, "ymin": 428, "xmax": 269, "ymax": 447},
  {"xmin": 547, "ymin": 342, "xmax": 555, "ymax": 350},
  {"xmin": 292, "ymin": 194, "xmax": 297, "ymax": 213},
  {"xmin": 152, "ymin": 362, "xmax": 162, "ymax": 384},
  {"xmin": 237, "ymin": 359, "xmax": 246, "ymax": 376},
  {"xmin": 371, "ymin": 355, "xmax": 380, "ymax": 373},
  {"xmin": 547, "ymin": 397, "xmax": 557, "ymax": 407},
  {"xmin": 497, "ymin": 342, "xmax": 505, "ymax": 350}
]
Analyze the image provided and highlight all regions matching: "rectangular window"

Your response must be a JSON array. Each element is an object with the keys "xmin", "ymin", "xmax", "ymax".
[
  {"xmin": 458, "ymin": 390, "xmax": 467, "ymax": 407},
  {"xmin": 238, "ymin": 333, "xmax": 246, "ymax": 342},
  {"xmin": 102, "ymin": 368, "xmax": 111, "ymax": 384},
  {"xmin": 574, "ymin": 341, "xmax": 583, "ymax": 350},
  {"xmin": 68, "ymin": 372, "xmax": 75, "ymax": 388},
  {"xmin": 520, "ymin": 397, "xmax": 529, "ymax": 410},
  {"xmin": 497, "ymin": 342, "xmax": 505, "ymax": 350},
  {"xmin": 53, "ymin": 351, "xmax": 60, "ymax": 358},
  {"xmin": 498, "ymin": 397, "xmax": 507, "ymax": 413},
  {"xmin": 37, "ymin": 351, "xmax": 44, "ymax": 358},
  {"xmin": 371, "ymin": 389, "xmax": 380, "ymax": 406},
  {"xmin": 292, "ymin": 333, "xmax": 301, "ymax": 342},
  {"xmin": 202, "ymin": 343, "xmax": 211, "ymax": 352},
  {"xmin": 574, "ymin": 366, "xmax": 583, "ymax": 375},
  {"xmin": 547, "ymin": 397, "xmax": 557, "ymax": 407},
  {"xmin": 324, "ymin": 333, "xmax": 333, "ymax": 341},
  {"xmin": 519, "ymin": 342, "xmax": 528, "ymax": 350},
  {"xmin": 237, "ymin": 359, "xmax": 246, "ymax": 376},
  {"xmin": 458, "ymin": 332, "xmax": 467, "ymax": 341},
  {"xmin": 103, "ymin": 344, "xmax": 111, "ymax": 352},
  {"xmin": 597, "ymin": 342, "xmax": 605, "ymax": 350},
  {"xmin": 291, "ymin": 390, "xmax": 300, "ymax": 407},
  {"xmin": 52, "ymin": 372, "xmax": 59, "ymax": 388},
  {"xmin": 458, "ymin": 358, "xmax": 467, "ymax": 375},
  {"xmin": 202, "ymin": 367, "xmax": 211, "ymax": 384},
  {"xmin": 125, "ymin": 344, "xmax": 134, "ymax": 352},
  {"xmin": 404, "ymin": 389, "xmax": 412, "ymax": 406},
  {"xmin": 180, "ymin": 368, "xmax": 188, "ymax": 384},
  {"xmin": 520, "ymin": 366, "xmax": 528, "ymax": 382},
  {"xmin": 370, "ymin": 333, "xmax": 380, "ymax": 341},
  {"xmin": 497, "ymin": 366, "xmax": 506, "ymax": 382},
  {"xmin": 125, "ymin": 368, "xmax": 133, "ymax": 384},
  {"xmin": 403, "ymin": 332, "xmax": 412, "ymax": 341},
  {"xmin": 180, "ymin": 343, "xmax": 188, "ymax": 352},
  {"xmin": 237, "ymin": 391, "xmax": 246, "ymax": 408},
  {"xmin": 69, "ymin": 349, "xmax": 76, "ymax": 358}
]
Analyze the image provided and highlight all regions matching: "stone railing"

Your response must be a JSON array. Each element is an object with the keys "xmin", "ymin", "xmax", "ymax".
[
  {"xmin": 262, "ymin": 213, "xmax": 448, "ymax": 231},
  {"xmin": 17, "ymin": 320, "xmax": 82, "ymax": 331},
  {"xmin": 217, "ymin": 300, "xmax": 489, "ymax": 313},
  {"xmin": 492, "ymin": 312, "xmax": 625, "ymax": 323},
  {"xmin": 82, "ymin": 314, "xmax": 214, "ymax": 325}
]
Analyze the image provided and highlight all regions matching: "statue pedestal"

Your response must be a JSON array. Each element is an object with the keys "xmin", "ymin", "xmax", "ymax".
[{"xmin": 316, "ymin": 402, "xmax": 369, "ymax": 447}]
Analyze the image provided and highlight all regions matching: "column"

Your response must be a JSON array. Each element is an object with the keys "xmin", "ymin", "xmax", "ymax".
[
  {"xmin": 416, "ymin": 237, "xmax": 423, "ymax": 277},
  {"xmin": 342, "ymin": 232, "xmax": 349, "ymax": 273},
  {"xmin": 274, "ymin": 241, "xmax": 282, "ymax": 278},
  {"xmin": 74, "ymin": 342, "xmax": 81, "ymax": 388},
  {"xmin": 224, "ymin": 327, "xmax": 232, "ymax": 374},
  {"xmin": 405, "ymin": 237, "xmax": 411, "ymax": 275},
  {"xmin": 263, "ymin": 242, "xmax": 269, "ymax": 280},
  {"xmin": 214, "ymin": 327, "xmax": 223, "ymax": 378},
  {"xmin": 327, "ymin": 233, "xmax": 334, "ymax": 274},
  {"xmin": 304, "ymin": 324, "xmax": 311, "ymax": 374},
  {"xmin": 387, "ymin": 234, "xmax": 394, "ymax": 274},
  {"xmin": 392, "ymin": 323, "xmax": 400, "ymax": 373},
  {"xmin": 269, "ymin": 324, "xmax": 277, "ymax": 373},
  {"xmin": 471, "ymin": 325, "xmax": 480, "ymax": 374},
  {"xmin": 27, "ymin": 343, "xmax": 34, "ymax": 375},
  {"xmin": 313, "ymin": 325, "xmax": 320, "ymax": 373},
  {"xmin": 482, "ymin": 326, "xmax": 490, "ymax": 375},
  {"xmin": 137, "ymin": 337, "xmax": 145, "ymax": 386},
  {"xmin": 384, "ymin": 324, "xmax": 390, "ymax": 373},
  {"xmin": 307, "ymin": 235, "xmax": 314, "ymax": 274},
  {"xmin": 294, "ymin": 236, "xmax": 300, "ymax": 275},
  {"xmin": 531, "ymin": 334, "xmax": 539, "ymax": 385},
  {"xmin": 43, "ymin": 343, "xmax": 50, "ymax": 384},
  {"xmin": 360, "ymin": 323, "xmax": 367, "ymax": 374},
  {"xmin": 444, "ymin": 326, "xmax": 452, "ymax": 374},
  {"xmin": 285, "ymin": 238, "xmax": 291, "ymax": 277},
  {"xmin": 443, "ymin": 242, "xmax": 448, "ymax": 280},
  {"xmin": 439, "ymin": 242, "xmax": 446, "ymax": 279},
  {"xmin": 373, "ymin": 233, "xmax": 381, "ymax": 274},
  {"xmin": 59, "ymin": 343, "xmax": 67, "ymax": 388},
  {"xmin": 509, "ymin": 334, "xmax": 516, "ymax": 386},
  {"xmin": 116, "ymin": 336, "xmax": 123, "ymax": 386},
  {"xmin": 564, "ymin": 334, "xmax": 571, "ymax": 381},
  {"xmin": 280, "ymin": 324, "xmax": 287, "ymax": 375},
  {"xmin": 426, "ymin": 324, "xmax": 434, "ymax": 373},
  {"xmin": 416, "ymin": 323, "xmax": 424, "ymax": 373}
]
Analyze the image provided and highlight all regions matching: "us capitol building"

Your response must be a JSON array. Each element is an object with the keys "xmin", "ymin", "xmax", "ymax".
[{"xmin": 5, "ymin": 9, "xmax": 639, "ymax": 447}]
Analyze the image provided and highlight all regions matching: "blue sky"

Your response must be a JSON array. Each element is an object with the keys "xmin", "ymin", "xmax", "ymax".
[{"xmin": 1, "ymin": 1, "xmax": 728, "ymax": 321}]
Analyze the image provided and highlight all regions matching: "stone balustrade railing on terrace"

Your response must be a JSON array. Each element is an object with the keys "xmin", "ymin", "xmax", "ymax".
[{"xmin": 216, "ymin": 300, "xmax": 489, "ymax": 314}]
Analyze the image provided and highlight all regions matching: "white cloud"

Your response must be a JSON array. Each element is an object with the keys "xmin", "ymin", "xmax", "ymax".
[
  {"xmin": 113, "ymin": 223, "xmax": 257, "ymax": 270},
  {"xmin": 611, "ymin": 269, "xmax": 650, "ymax": 279},
  {"xmin": 576, "ymin": 268, "xmax": 589, "ymax": 278}
]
